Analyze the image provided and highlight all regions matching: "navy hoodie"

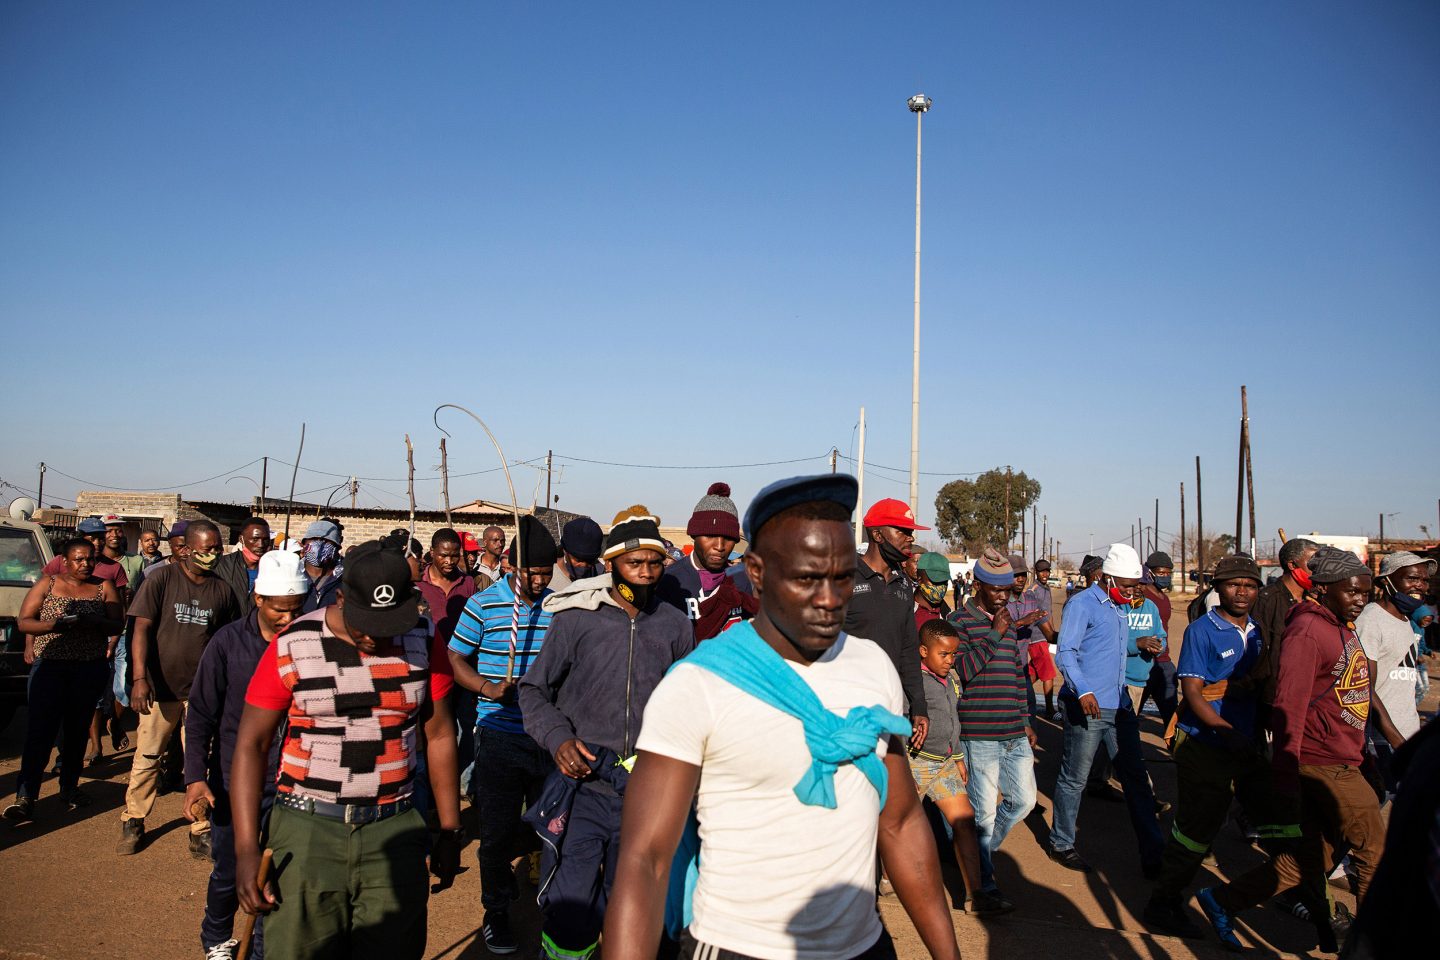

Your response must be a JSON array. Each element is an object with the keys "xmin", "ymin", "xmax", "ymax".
[{"xmin": 520, "ymin": 574, "xmax": 695, "ymax": 759}]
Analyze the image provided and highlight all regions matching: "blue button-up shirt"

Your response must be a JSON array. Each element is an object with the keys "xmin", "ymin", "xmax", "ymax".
[{"xmin": 1056, "ymin": 583, "xmax": 1129, "ymax": 709}]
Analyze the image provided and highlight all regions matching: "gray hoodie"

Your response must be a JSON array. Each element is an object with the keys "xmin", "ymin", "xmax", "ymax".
[{"xmin": 519, "ymin": 574, "xmax": 695, "ymax": 759}]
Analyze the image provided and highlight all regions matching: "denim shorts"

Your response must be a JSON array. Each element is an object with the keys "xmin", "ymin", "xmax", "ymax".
[{"xmin": 909, "ymin": 753, "xmax": 967, "ymax": 801}]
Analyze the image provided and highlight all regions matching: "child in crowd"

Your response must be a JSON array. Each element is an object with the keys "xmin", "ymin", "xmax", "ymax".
[{"xmin": 910, "ymin": 620, "xmax": 1009, "ymax": 914}]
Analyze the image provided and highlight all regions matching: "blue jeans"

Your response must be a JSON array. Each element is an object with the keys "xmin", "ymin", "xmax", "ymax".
[
  {"xmin": 961, "ymin": 737, "xmax": 1037, "ymax": 892},
  {"xmin": 202, "ymin": 800, "xmax": 267, "ymax": 957},
  {"xmin": 1049, "ymin": 700, "xmax": 1163, "ymax": 867}
]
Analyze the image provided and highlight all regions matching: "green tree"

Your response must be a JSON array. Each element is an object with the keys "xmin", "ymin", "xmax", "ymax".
[{"xmin": 934, "ymin": 468, "xmax": 1041, "ymax": 555}]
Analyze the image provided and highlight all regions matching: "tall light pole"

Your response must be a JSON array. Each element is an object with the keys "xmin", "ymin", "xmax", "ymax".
[{"xmin": 907, "ymin": 92, "xmax": 931, "ymax": 518}]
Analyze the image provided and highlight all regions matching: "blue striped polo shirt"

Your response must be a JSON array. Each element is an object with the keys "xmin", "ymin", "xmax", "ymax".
[{"xmin": 449, "ymin": 575, "xmax": 553, "ymax": 735}]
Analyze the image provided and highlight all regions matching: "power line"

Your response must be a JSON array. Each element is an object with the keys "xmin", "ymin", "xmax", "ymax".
[
  {"xmin": 553, "ymin": 453, "xmax": 830, "ymax": 471},
  {"xmin": 835, "ymin": 454, "xmax": 984, "ymax": 478},
  {"xmin": 42, "ymin": 459, "xmax": 266, "ymax": 493}
]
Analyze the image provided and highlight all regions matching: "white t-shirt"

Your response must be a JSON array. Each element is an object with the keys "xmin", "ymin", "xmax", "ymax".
[
  {"xmin": 636, "ymin": 633, "xmax": 903, "ymax": 960},
  {"xmin": 1355, "ymin": 603, "xmax": 1421, "ymax": 741}
]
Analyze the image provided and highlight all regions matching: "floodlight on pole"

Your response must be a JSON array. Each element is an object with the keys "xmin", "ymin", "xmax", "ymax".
[{"xmin": 907, "ymin": 92, "xmax": 931, "ymax": 518}]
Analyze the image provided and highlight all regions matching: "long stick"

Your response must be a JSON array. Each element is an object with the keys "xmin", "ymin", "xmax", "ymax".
[
  {"xmin": 283, "ymin": 424, "xmax": 305, "ymax": 541},
  {"xmin": 1243, "ymin": 387, "xmax": 1257, "ymax": 556},
  {"xmin": 440, "ymin": 438, "xmax": 451, "ymax": 525},
  {"xmin": 405, "ymin": 435, "xmax": 417, "ymax": 538},
  {"xmin": 434, "ymin": 405, "xmax": 526, "ymax": 678},
  {"xmin": 234, "ymin": 848, "xmax": 273, "ymax": 960}
]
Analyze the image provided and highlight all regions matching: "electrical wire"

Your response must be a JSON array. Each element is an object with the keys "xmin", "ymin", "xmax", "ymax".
[
  {"xmin": 553, "ymin": 453, "xmax": 830, "ymax": 470},
  {"xmin": 44, "ymin": 458, "xmax": 267, "ymax": 492}
]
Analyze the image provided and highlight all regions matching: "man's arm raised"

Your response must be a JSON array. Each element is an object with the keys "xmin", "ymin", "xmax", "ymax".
[{"xmin": 601, "ymin": 751, "xmax": 701, "ymax": 960}]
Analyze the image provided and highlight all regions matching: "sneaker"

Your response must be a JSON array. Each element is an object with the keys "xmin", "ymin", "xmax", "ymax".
[
  {"xmin": 117, "ymin": 817, "xmax": 145, "ymax": 855},
  {"xmin": 1195, "ymin": 887, "xmax": 1243, "ymax": 952},
  {"xmin": 59, "ymin": 788, "xmax": 92, "ymax": 811},
  {"xmin": 1046, "ymin": 845, "xmax": 1092, "ymax": 872},
  {"xmin": 3, "ymin": 797, "xmax": 34, "ymax": 822},
  {"xmin": 203, "ymin": 939, "xmax": 239, "ymax": 960},
  {"xmin": 1051, "ymin": 710, "xmax": 1065, "ymax": 722},
  {"xmin": 189, "ymin": 830, "xmax": 212, "ymax": 861},
  {"xmin": 969, "ymin": 890, "xmax": 1016, "ymax": 916},
  {"xmin": 1143, "ymin": 897, "xmax": 1203, "ymax": 939},
  {"xmin": 482, "ymin": 911, "xmax": 519, "ymax": 955}
]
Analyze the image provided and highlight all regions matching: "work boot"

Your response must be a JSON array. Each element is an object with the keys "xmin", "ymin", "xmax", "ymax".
[{"xmin": 117, "ymin": 817, "xmax": 145, "ymax": 855}]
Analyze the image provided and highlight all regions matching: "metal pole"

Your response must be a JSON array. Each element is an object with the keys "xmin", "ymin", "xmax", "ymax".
[
  {"xmin": 1196, "ymin": 456, "xmax": 1205, "ymax": 575},
  {"xmin": 440, "ymin": 439, "xmax": 452, "ymax": 524},
  {"xmin": 1181, "ymin": 481, "xmax": 1186, "ymax": 593},
  {"xmin": 36, "ymin": 462, "xmax": 45, "ymax": 508},
  {"xmin": 260, "ymin": 457, "xmax": 268, "ymax": 507},
  {"xmin": 855, "ymin": 406, "xmax": 867, "ymax": 548},
  {"xmin": 283, "ymin": 424, "xmax": 305, "ymax": 541},
  {"xmin": 908, "ymin": 104, "xmax": 925, "ymax": 518}
]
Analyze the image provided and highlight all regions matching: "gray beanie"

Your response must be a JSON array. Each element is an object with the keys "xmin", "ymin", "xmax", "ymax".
[{"xmin": 687, "ymin": 482, "xmax": 741, "ymax": 539}]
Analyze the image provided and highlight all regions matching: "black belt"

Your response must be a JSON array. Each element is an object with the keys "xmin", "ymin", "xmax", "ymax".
[{"xmin": 277, "ymin": 793, "xmax": 413, "ymax": 824}]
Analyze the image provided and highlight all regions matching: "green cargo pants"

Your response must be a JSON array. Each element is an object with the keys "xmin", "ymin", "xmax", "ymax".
[{"xmin": 265, "ymin": 803, "xmax": 430, "ymax": 960}]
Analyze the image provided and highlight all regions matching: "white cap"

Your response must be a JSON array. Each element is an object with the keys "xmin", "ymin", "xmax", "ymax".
[
  {"xmin": 254, "ymin": 550, "xmax": 309, "ymax": 597},
  {"xmin": 1101, "ymin": 543, "xmax": 1143, "ymax": 578}
]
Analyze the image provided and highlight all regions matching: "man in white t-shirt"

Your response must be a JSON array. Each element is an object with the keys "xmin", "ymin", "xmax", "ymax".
[
  {"xmin": 602, "ymin": 474, "xmax": 962, "ymax": 960},
  {"xmin": 1355, "ymin": 551, "xmax": 1434, "ymax": 791}
]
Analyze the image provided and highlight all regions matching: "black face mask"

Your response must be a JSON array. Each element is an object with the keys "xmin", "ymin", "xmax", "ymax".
[
  {"xmin": 568, "ymin": 560, "xmax": 602, "ymax": 581},
  {"xmin": 612, "ymin": 571, "xmax": 655, "ymax": 610},
  {"xmin": 878, "ymin": 538, "xmax": 911, "ymax": 570}
]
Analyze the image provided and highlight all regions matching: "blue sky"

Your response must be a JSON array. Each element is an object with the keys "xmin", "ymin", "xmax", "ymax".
[{"xmin": 3, "ymin": 3, "xmax": 1437, "ymax": 558}]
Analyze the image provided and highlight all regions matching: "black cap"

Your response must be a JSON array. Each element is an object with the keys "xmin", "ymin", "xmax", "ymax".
[
  {"xmin": 1080, "ymin": 554, "xmax": 1104, "ymax": 576},
  {"xmin": 341, "ymin": 541, "xmax": 421, "ymax": 637},
  {"xmin": 742, "ymin": 474, "xmax": 858, "ymax": 543},
  {"xmin": 508, "ymin": 515, "xmax": 559, "ymax": 570},
  {"xmin": 1145, "ymin": 551, "xmax": 1174, "ymax": 570},
  {"xmin": 1211, "ymin": 554, "xmax": 1262, "ymax": 584},
  {"xmin": 560, "ymin": 517, "xmax": 604, "ymax": 562}
]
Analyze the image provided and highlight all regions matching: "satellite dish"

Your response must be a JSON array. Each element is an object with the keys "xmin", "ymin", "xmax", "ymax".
[{"xmin": 8, "ymin": 497, "xmax": 38, "ymax": 521}]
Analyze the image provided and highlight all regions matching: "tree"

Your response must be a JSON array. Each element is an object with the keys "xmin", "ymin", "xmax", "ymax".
[
  {"xmin": 1169, "ymin": 529, "xmax": 1238, "ymax": 571},
  {"xmin": 934, "ymin": 468, "xmax": 1041, "ymax": 555}
]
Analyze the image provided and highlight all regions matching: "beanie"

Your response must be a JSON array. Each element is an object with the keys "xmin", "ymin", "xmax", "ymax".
[
  {"xmin": 973, "ymin": 548, "xmax": 1015, "ymax": 586},
  {"xmin": 508, "ymin": 515, "xmax": 559, "ymax": 570},
  {"xmin": 604, "ymin": 506, "xmax": 667, "ymax": 561},
  {"xmin": 687, "ymin": 482, "xmax": 741, "ymax": 540}
]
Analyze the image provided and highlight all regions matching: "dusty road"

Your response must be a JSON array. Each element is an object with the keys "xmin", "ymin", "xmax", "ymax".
[{"xmin": 1, "ymin": 590, "xmax": 1419, "ymax": 960}]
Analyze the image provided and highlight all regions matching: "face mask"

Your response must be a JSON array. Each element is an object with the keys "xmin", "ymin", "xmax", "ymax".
[
  {"xmin": 878, "ymin": 538, "xmax": 911, "ymax": 569},
  {"xmin": 1106, "ymin": 578, "xmax": 1143, "ymax": 609},
  {"xmin": 918, "ymin": 580, "xmax": 948, "ymax": 605},
  {"xmin": 304, "ymin": 540, "xmax": 338, "ymax": 568},
  {"xmin": 612, "ymin": 570, "xmax": 655, "ymax": 610},
  {"xmin": 1290, "ymin": 565, "xmax": 1313, "ymax": 590},
  {"xmin": 568, "ymin": 560, "xmax": 602, "ymax": 581},
  {"xmin": 1387, "ymin": 583, "xmax": 1425, "ymax": 618},
  {"xmin": 1153, "ymin": 575, "xmax": 1173, "ymax": 591},
  {"xmin": 189, "ymin": 550, "xmax": 220, "ymax": 572}
]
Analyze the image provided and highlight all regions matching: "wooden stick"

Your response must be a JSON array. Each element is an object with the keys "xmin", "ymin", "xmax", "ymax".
[
  {"xmin": 283, "ymin": 424, "xmax": 305, "ymax": 541},
  {"xmin": 234, "ymin": 848, "xmax": 274, "ymax": 960}
]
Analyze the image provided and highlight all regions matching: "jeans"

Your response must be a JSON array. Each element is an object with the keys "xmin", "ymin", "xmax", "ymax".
[
  {"xmin": 474, "ymin": 726, "xmax": 552, "ymax": 912},
  {"xmin": 1049, "ymin": 700, "xmax": 1163, "ymax": 867},
  {"xmin": 961, "ymin": 737, "xmax": 1037, "ymax": 892},
  {"xmin": 454, "ymin": 688, "xmax": 478, "ymax": 796},
  {"xmin": 18, "ymin": 657, "xmax": 109, "ymax": 800},
  {"xmin": 111, "ymin": 634, "xmax": 130, "ymax": 706},
  {"xmin": 1141, "ymin": 659, "xmax": 1178, "ymax": 728},
  {"xmin": 202, "ymin": 799, "xmax": 267, "ymax": 957}
]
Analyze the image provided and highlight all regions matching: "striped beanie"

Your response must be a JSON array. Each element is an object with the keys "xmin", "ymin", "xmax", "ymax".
[
  {"xmin": 973, "ymin": 548, "xmax": 1014, "ymax": 586},
  {"xmin": 604, "ymin": 505, "xmax": 667, "ymax": 561},
  {"xmin": 687, "ymin": 482, "xmax": 741, "ymax": 540}
]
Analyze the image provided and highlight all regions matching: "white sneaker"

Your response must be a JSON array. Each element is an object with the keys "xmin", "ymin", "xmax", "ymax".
[{"xmin": 204, "ymin": 939, "xmax": 239, "ymax": 960}]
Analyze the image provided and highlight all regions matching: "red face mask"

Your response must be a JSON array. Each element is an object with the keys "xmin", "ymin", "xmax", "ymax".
[
  {"xmin": 1290, "ymin": 565, "xmax": 1312, "ymax": 590},
  {"xmin": 1107, "ymin": 582, "xmax": 1144, "ymax": 608}
]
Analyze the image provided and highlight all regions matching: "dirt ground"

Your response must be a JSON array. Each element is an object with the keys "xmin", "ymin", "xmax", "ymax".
[{"xmin": 0, "ymin": 589, "xmax": 1429, "ymax": 960}]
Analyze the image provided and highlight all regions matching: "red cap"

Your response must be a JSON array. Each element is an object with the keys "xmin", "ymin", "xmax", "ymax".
[
  {"xmin": 460, "ymin": 532, "xmax": 481, "ymax": 551},
  {"xmin": 862, "ymin": 498, "xmax": 930, "ymax": 531}
]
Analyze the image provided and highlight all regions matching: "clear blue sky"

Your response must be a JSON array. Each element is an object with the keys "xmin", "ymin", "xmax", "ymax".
[{"xmin": 3, "ymin": 2, "xmax": 1437, "ymax": 557}]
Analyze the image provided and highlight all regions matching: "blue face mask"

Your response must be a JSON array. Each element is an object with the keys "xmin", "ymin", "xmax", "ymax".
[{"xmin": 1153, "ymin": 575, "xmax": 1173, "ymax": 591}]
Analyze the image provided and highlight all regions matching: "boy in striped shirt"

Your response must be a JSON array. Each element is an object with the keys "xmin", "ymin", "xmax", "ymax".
[
  {"xmin": 447, "ymin": 516, "xmax": 559, "ymax": 956},
  {"xmin": 946, "ymin": 550, "xmax": 1038, "ymax": 906}
]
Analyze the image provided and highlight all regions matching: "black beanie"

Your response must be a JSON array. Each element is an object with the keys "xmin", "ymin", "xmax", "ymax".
[{"xmin": 507, "ymin": 515, "xmax": 559, "ymax": 570}]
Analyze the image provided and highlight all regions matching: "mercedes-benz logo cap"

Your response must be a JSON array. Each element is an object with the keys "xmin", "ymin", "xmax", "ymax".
[{"xmin": 341, "ymin": 541, "xmax": 421, "ymax": 638}]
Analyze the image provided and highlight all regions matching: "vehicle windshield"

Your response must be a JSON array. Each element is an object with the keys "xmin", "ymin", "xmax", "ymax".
[{"xmin": 0, "ymin": 528, "xmax": 44, "ymax": 585}]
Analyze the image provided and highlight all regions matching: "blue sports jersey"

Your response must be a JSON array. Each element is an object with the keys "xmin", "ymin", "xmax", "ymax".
[{"xmin": 1175, "ymin": 609, "xmax": 1261, "ymax": 744}]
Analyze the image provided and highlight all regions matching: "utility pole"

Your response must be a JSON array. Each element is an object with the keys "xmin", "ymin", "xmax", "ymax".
[
  {"xmin": 350, "ymin": 476, "xmax": 357, "ymax": 510},
  {"xmin": 1235, "ymin": 385, "xmax": 1247, "ymax": 552},
  {"xmin": 1041, "ymin": 514, "xmax": 1048, "ymax": 566},
  {"xmin": 1180, "ymin": 481, "xmax": 1187, "ymax": 594},
  {"xmin": 1154, "ymin": 498, "xmax": 1159, "ymax": 560},
  {"xmin": 855, "ymin": 406, "xmax": 867, "ymax": 548},
  {"xmin": 906, "ymin": 92, "xmax": 932, "ymax": 518},
  {"xmin": 439, "ymin": 439, "xmax": 451, "ymax": 523},
  {"xmin": 1021, "ymin": 510, "xmax": 1027, "ymax": 561},
  {"xmin": 1243, "ymin": 386, "xmax": 1257, "ymax": 556},
  {"xmin": 260, "ymin": 456, "xmax": 268, "ymax": 507},
  {"xmin": 1196, "ymin": 455, "xmax": 1205, "ymax": 575},
  {"xmin": 830, "ymin": 447, "xmax": 838, "ymax": 474},
  {"xmin": 1004, "ymin": 465, "xmax": 1012, "ymax": 548},
  {"xmin": 1379, "ymin": 512, "xmax": 1385, "ymax": 551},
  {"xmin": 36, "ymin": 462, "xmax": 45, "ymax": 508},
  {"xmin": 1032, "ymin": 506, "xmax": 1039, "ymax": 563},
  {"xmin": 1138, "ymin": 516, "xmax": 1144, "ymax": 555},
  {"xmin": 1131, "ymin": 524, "xmax": 1136, "ymax": 550},
  {"xmin": 546, "ymin": 449, "xmax": 554, "ymax": 505}
]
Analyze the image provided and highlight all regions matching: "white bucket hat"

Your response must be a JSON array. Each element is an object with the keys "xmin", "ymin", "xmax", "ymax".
[
  {"xmin": 254, "ymin": 550, "xmax": 310, "ymax": 596},
  {"xmin": 1101, "ymin": 543, "xmax": 1143, "ymax": 578}
]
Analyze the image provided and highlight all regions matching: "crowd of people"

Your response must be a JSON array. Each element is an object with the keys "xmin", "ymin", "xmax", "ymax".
[{"xmin": 2, "ymin": 481, "xmax": 1437, "ymax": 960}]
